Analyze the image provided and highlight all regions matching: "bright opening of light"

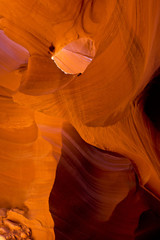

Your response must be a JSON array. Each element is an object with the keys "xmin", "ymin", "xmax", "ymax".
[{"xmin": 51, "ymin": 38, "xmax": 95, "ymax": 74}]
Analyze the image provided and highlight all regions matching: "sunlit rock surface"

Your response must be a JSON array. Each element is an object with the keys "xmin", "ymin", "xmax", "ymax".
[{"xmin": 0, "ymin": 0, "xmax": 160, "ymax": 239}]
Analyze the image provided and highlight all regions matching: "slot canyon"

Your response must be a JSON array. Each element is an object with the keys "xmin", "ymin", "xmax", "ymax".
[{"xmin": 0, "ymin": 0, "xmax": 160, "ymax": 239}]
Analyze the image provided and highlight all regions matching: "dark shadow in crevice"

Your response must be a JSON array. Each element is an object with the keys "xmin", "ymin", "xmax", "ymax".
[{"xmin": 143, "ymin": 68, "xmax": 160, "ymax": 131}]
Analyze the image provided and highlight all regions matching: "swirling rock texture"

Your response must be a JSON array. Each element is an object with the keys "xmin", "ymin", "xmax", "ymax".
[{"xmin": 0, "ymin": 0, "xmax": 160, "ymax": 239}]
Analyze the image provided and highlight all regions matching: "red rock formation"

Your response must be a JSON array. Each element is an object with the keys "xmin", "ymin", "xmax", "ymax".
[{"xmin": 0, "ymin": 0, "xmax": 160, "ymax": 239}]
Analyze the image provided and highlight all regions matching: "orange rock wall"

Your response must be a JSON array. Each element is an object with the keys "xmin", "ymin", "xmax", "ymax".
[{"xmin": 0, "ymin": 0, "xmax": 160, "ymax": 239}]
